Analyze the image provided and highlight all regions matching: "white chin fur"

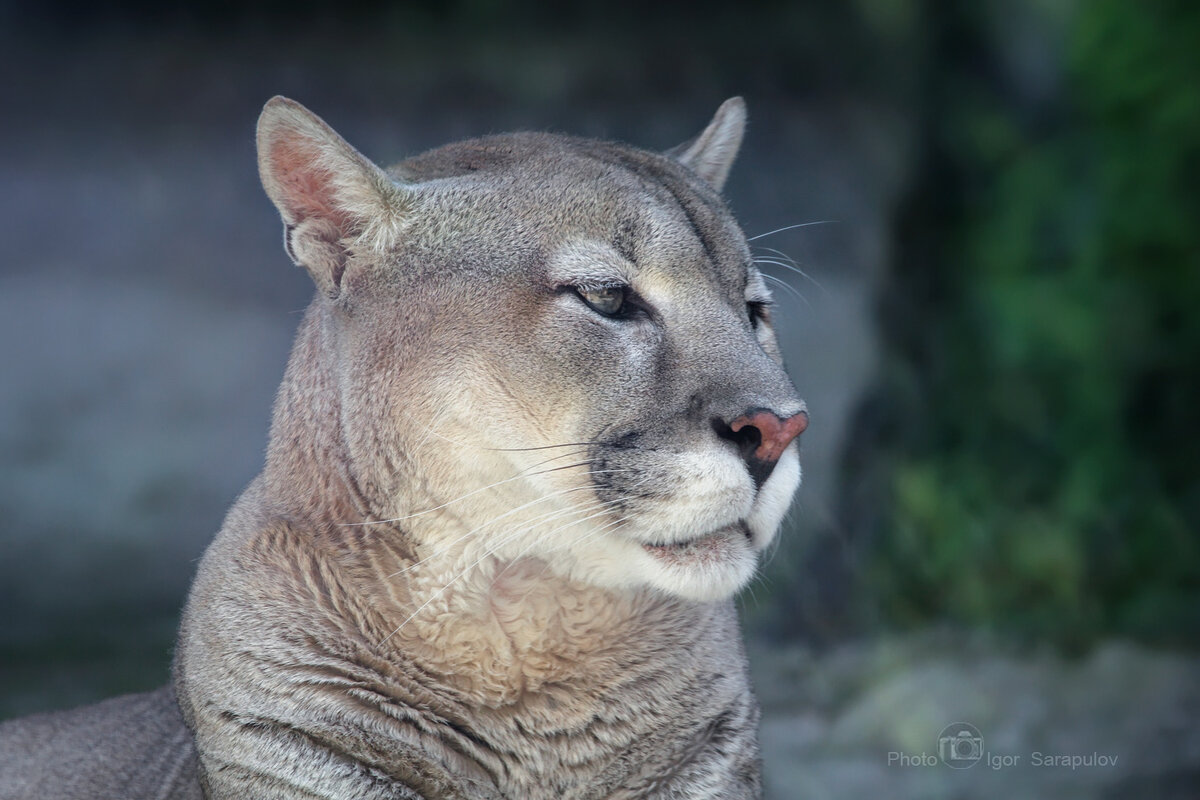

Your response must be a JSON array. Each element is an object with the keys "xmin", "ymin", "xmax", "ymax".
[
  {"xmin": 637, "ymin": 541, "xmax": 759, "ymax": 601},
  {"xmin": 558, "ymin": 534, "xmax": 759, "ymax": 602},
  {"xmin": 746, "ymin": 446, "xmax": 801, "ymax": 548},
  {"xmin": 552, "ymin": 444, "xmax": 802, "ymax": 602}
]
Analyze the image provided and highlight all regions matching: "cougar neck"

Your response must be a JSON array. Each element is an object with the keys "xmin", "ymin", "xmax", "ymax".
[{"xmin": 261, "ymin": 299, "xmax": 371, "ymax": 527}]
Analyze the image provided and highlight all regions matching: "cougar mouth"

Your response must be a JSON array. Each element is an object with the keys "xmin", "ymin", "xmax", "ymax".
[{"xmin": 641, "ymin": 522, "xmax": 752, "ymax": 563}]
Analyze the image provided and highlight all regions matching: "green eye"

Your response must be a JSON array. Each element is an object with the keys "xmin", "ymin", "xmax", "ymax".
[{"xmin": 576, "ymin": 285, "xmax": 627, "ymax": 317}]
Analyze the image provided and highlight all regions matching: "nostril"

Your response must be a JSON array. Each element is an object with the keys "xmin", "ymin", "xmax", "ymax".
[{"xmin": 712, "ymin": 416, "xmax": 763, "ymax": 465}]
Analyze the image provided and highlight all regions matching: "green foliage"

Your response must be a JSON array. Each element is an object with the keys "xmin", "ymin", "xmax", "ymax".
[{"xmin": 862, "ymin": 0, "xmax": 1200, "ymax": 644}]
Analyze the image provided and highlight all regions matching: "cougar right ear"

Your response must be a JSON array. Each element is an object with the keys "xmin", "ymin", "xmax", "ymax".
[
  {"xmin": 668, "ymin": 97, "xmax": 747, "ymax": 192},
  {"xmin": 256, "ymin": 96, "xmax": 410, "ymax": 298}
]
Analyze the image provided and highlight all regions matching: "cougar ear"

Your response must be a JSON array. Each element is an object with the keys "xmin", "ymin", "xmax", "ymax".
[
  {"xmin": 256, "ymin": 96, "xmax": 410, "ymax": 298},
  {"xmin": 668, "ymin": 97, "xmax": 747, "ymax": 192}
]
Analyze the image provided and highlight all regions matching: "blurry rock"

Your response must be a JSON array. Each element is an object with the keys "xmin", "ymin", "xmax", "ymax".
[{"xmin": 756, "ymin": 634, "xmax": 1200, "ymax": 800}]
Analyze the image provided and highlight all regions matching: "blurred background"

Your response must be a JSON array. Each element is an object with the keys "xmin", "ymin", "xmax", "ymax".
[{"xmin": 1, "ymin": 1, "xmax": 1197, "ymax": 797}]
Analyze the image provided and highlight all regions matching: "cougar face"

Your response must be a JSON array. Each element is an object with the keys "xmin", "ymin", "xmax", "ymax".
[{"xmin": 258, "ymin": 97, "xmax": 807, "ymax": 604}]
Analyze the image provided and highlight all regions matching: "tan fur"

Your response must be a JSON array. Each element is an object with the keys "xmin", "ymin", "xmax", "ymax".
[{"xmin": 172, "ymin": 97, "xmax": 807, "ymax": 799}]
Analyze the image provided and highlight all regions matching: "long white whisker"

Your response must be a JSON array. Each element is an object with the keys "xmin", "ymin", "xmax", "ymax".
[
  {"xmin": 514, "ymin": 512, "xmax": 635, "ymax": 585},
  {"xmin": 522, "ymin": 448, "xmax": 594, "ymax": 473},
  {"xmin": 410, "ymin": 403, "xmax": 455, "ymax": 453},
  {"xmin": 379, "ymin": 499, "xmax": 591, "ymax": 582},
  {"xmin": 754, "ymin": 245, "xmax": 825, "ymax": 288},
  {"xmin": 378, "ymin": 499, "xmax": 622, "ymax": 644},
  {"xmin": 507, "ymin": 472, "xmax": 660, "ymax": 567},
  {"xmin": 754, "ymin": 245, "xmax": 801, "ymax": 267},
  {"xmin": 377, "ymin": 476, "xmax": 636, "ymax": 581},
  {"xmin": 753, "ymin": 257, "xmax": 825, "ymax": 292},
  {"xmin": 379, "ymin": 468, "xmax": 665, "ymax": 644},
  {"xmin": 486, "ymin": 495, "xmax": 643, "ymax": 589},
  {"xmin": 346, "ymin": 458, "xmax": 606, "ymax": 527},
  {"xmin": 747, "ymin": 220, "xmax": 837, "ymax": 241},
  {"xmin": 482, "ymin": 440, "xmax": 601, "ymax": 452},
  {"xmin": 762, "ymin": 273, "xmax": 809, "ymax": 308},
  {"xmin": 383, "ymin": 390, "xmax": 599, "ymax": 455},
  {"xmin": 498, "ymin": 513, "xmax": 635, "ymax": 596}
]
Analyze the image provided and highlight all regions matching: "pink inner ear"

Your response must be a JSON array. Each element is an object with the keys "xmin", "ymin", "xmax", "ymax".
[{"xmin": 268, "ymin": 134, "xmax": 353, "ymax": 234}]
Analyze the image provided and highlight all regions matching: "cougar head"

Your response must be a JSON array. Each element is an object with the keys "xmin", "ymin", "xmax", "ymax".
[{"xmin": 257, "ymin": 97, "xmax": 806, "ymax": 603}]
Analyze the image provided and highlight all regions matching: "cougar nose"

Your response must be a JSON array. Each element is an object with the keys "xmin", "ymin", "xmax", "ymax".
[{"xmin": 714, "ymin": 408, "xmax": 809, "ymax": 489}]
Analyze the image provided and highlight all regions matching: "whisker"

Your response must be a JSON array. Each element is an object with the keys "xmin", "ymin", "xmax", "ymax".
[
  {"xmin": 483, "ymin": 441, "xmax": 600, "ymax": 452},
  {"xmin": 345, "ymin": 459, "xmax": 609, "ymax": 527},
  {"xmin": 498, "ymin": 513, "xmax": 634, "ymax": 594},
  {"xmin": 381, "ymin": 396, "xmax": 594, "ymax": 455},
  {"xmin": 754, "ymin": 245, "xmax": 824, "ymax": 286},
  {"xmin": 747, "ymin": 220, "xmax": 837, "ymax": 241},
  {"xmin": 379, "ymin": 499, "xmax": 590, "ymax": 582},
  {"xmin": 761, "ymin": 273, "xmax": 809, "ymax": 308},
  {"xmin": 488, "ymin": 496, "xmax": 639, "ymax": 588},
  {"xmin": 508, "ymin": 474, "xmax": 659, "ymax": 568},
  {"xmin": 752, "ymin": 257, "xmax": 825, "ymax": 292},
  {"xmin": 378, "ymin": 499, "xmax": 621, "ymax": 644},
  {"xmin": 391, "ymin": 405, "xmax": 483, "ymax": 452},
  {"xmin": 410, "ymin": 403, "xmax": 455, "ymax": 453},
  {"xmin": 377, "ymin": 477, "xmax": 635, "ymax": 581},
  {"xmin": 523, "ymin": 448, "xmax": 593, "ymax": 472},
  {"xmin": 521, "ymin": 513, "xmax": 630, "ymax": 568},
  {"xmin": 378, "ymin": 469, "xmax": 667, "ymax": 644},
  {"xmin": 754, "ymin": 245, "xmax": 802, "ymax": 267}
]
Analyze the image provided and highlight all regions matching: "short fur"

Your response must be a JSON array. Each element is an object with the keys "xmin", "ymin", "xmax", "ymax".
[
  {"xmin": 0, "ymin": 687, "xmax": 202, "ymax": 799},
  {"xmin": 1, "ymin": 98, "xmax": 806, "ymax": 799}
]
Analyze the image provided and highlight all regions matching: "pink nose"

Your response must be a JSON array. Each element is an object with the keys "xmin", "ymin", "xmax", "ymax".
[{"xmin": 729, "ymin": 409, "xmax": 809, "ymax": 464}]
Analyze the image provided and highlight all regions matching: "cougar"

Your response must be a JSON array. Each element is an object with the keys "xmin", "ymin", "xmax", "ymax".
[{"xmin": 0, "ymin": 97, "xmax": 807, "ymax": 800}]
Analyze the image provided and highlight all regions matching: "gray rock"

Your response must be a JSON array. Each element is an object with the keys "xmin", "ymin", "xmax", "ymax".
[{"xmin": 756, "ymin": 635, "xmax": 1200, "ymax": 800}]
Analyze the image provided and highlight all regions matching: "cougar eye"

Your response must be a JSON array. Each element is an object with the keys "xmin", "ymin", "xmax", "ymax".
[
  {"xmin": 747, "ymin": 300, "xmax": 772, "ymax": 329},
  {"xmin": 576, "ymin": 285, "xmax": 627, "ymax": 317}
]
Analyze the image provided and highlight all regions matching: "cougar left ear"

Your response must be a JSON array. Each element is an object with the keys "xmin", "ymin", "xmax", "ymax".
[
  {"xmin": 257, "ymin": 96, "xmax": 410, "ymax": 298},
  {"xmin": 668, "ymin": 97, "xmax": 747, "ymax": 192}
]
